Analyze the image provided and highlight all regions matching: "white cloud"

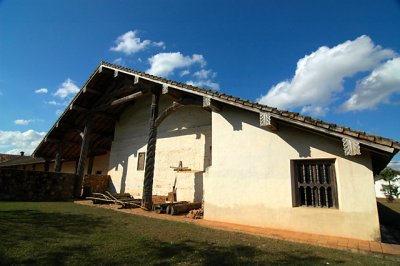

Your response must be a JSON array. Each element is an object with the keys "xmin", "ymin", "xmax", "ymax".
[
  {"xmin": 53, "ymin": 78, "xmax": 79, "ymax": 99},
  {"xmin": 186, "ymin": 79, "xmax": 220, "ymax": 91},
  {"xmin": 180, "ymin": 70, "xmax": 190, "ymax": 77},
  {"xmin": 153, "ymin": 41, "xmax": 166, "ymax": 49},
  {"xmin": 113, "ymin": 57, "xmax": 124, "ymax": 65},
  {"xmin": 193, "ymin": 69, "xmax": 216, "ymax": 79},
  {"xmin": 35, "ymin": 88, "xmax": 48, "ymax": 94},
  {"xmin": 340, "ymin": 57, "xmax": 400, "ymax": 111},
  {"xmin": 14, "ymin": 119, "xmax": 33, "ymax": 125},
  {"xmin": 147, "ymin": 52, "xmax": 206, "ymax": 77},
  {"xmin": 44, "ymin": 100, "xmax": 67, "ymax": 106},
  {"xmin": 258, "ymin": 35, "xmax": 396, "ymax": 116},
  {"xmin": 0, "ymin": 130, "xmax": 46, "ymax": 155},
  {"xmin": 110, "ymin": 30, "xmax": 152, "ymax": 55},
  {"xmin": 55, "ymin": 109, "xmax": 63, "ymax": 116}
]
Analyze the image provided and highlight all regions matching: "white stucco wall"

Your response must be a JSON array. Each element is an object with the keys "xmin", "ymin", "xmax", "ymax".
[
  {"xmin": 204, "ymin": 105, "xmax": 380, "ymax": 241},
  {"xmin": 108, "ymin": 95, "xmax": 211, "ymax": 201}
]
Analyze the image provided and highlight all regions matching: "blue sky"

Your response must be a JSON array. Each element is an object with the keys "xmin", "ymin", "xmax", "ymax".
[{"xmin": 0, "ymin": 0, "xmax": 399, "ymax": 168}]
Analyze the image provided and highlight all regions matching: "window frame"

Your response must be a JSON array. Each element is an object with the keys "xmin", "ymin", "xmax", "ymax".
[
  {"xmin": 291, "ymin": 159, "xmax": 339, "ymax": 209},
  {"xmin": 137, "ymin": 152, "xmax": 146, "ymax": 171}
]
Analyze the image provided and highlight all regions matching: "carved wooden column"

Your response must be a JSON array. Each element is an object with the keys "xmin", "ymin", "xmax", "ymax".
[
  {"xmin": 54, "ymin": 142, "xmax": 63, "ymax": 172},
  {"xmin": 142, "ymin": 89, "xmax": 161, "ymax": 210},
  {"xmin": 75, "ymin": 118, "xmax": 92, "ymax": 197}
]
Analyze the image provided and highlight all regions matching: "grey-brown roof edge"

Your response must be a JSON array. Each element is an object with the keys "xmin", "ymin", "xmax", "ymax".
[{"xmin": 100, "ymin": 62, "xmax": 399, "ymax": 154}]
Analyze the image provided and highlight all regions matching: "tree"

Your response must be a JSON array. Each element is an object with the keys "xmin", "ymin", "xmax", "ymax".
[{"xmin": 380, "ymin": 168, "xmax": 400, "ymax": 202}]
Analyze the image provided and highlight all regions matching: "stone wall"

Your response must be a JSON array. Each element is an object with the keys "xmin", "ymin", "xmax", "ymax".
[
  {"xmin": 0, "ymin": 169, "xmax": 77, "ymax": 201},
  {"xmin": 82, "ymin": 174, "xmax": 111, "ymax": 196}
]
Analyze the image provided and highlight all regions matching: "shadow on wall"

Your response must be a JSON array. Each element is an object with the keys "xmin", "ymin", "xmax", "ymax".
[
  {"xmin": 377, "ymin": 201, "xmax": 400, "ymax": 244},
  {"xmin": 194, "ymin": 172, "xmax": 204, "ymax": 202},
  {"xmin": 276, "ymin": 123, "xmax": 371, "ymax": 170},
  {"xmin": 108, "ymin": 143, "xmax": 145, "ymax": 194}
]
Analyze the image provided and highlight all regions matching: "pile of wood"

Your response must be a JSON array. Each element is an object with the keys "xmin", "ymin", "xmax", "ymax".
[
  {"xmin": 185, "ymin": 209, "xmax": 203, "ymax": 219},
  {"xmin": 86, "ymin": 191, "xmax": 141, "ymax": 209},
  {"xmin": 153, "ymin": 202, "xmax": 202, "ymax": 216}
]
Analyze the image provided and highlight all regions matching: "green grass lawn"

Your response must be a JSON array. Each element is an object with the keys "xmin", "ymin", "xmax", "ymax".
[{"xmin": 0, "ymin": 202, "xmax": 399, "ymax": 265}]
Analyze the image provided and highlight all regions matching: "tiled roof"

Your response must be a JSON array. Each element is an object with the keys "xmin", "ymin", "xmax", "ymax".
[
  {"xmin": 0, "ymin": 156, "xmax": 46, "ymax": 167},
  {"xmin": 0, "ymin": 154, "xmax": 20, "ymax": 163},
  {"xmin": 100, "ymin": 61, "xmax": 400, "ymax": 151}
]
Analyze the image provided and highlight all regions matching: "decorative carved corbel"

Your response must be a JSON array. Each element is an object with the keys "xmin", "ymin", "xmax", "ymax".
[
  {"xmin": 342, "ymin": 137, "xmax": 361, "ymax": 156},
  {"xmin": 259, "ymin": 112, "xmax": 278, "ymax": 131},
  {"xmin": 203, "ymin": 96, "xmax": 221, "ymax": 112}
]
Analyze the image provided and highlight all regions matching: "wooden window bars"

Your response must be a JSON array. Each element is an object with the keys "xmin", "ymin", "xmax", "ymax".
[{"xmin": 292, "ymin": 159, "xmax": 338, "ymax": 208}]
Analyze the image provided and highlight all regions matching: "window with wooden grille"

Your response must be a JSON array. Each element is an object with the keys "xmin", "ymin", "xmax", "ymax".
[
  {"xmin": 137, "ymin": 152, "xmax": 146, "ymax": 171},
  {"xmin": 292, "ymin": 159, "xmax": 338, "ymax": 208}
]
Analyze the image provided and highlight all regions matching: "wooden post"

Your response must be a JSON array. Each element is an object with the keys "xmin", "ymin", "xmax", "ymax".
[
  {"xmin": 54, "ymin": 142, "xmax": 63, "ymax": 172},
  {"xmin": 87, "ymin": 141, "xmax": 94, "ymax": 175},
  {"xmin": 142, "ymin": 89, "xmax": 161, "ymax": 210},
  {"xmin": 75, "ymin": 118, "xmax": 92, "ymax": 197},
  {"xmin": 44, "ymin": 160, "xmax": 50, "ymax": 172}
]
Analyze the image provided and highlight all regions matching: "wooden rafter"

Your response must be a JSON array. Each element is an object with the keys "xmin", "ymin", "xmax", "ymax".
[{"xmin": 111, "ymin": 91, "xmax": 145, "ymax": 106}]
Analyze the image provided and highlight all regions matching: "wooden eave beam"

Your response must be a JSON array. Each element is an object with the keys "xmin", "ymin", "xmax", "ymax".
[
  {"xmin": 111, "ymin": 91, "xmax": 145, "ymax": 106},
  {"xmin": 83, "ymin": 86, "xmax": 103, "ymax": 96},
  {"xmin": 69, "ymin": 104, "xmax": 88, "ymax": 112},
  {"xmin": 44, "ymin": 137, "xmax": 81, "ymax": 146},
  {"xmin": 56, "ymin": 121, "xmax": 82, "ymax": 132}
]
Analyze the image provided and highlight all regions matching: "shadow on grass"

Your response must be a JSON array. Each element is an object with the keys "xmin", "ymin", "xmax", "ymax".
[
  {"xmin": 136, "ymin": 238, "xmax": 345, "ymax": 265},
  {"xmin": 0, "ymin": 209, "xmax": 108, "ymax": 265},
  {"xmin": 377, "ymin": 202, "xmax": 400, "ymax": 244}
]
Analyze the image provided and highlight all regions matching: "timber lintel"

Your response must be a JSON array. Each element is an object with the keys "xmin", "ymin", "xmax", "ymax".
[
  {"xmin": 342, "ymin": 137, "xmax": 361, "ymax": 156},
  {"xmin": 260, "ymin": 112, "xmax": 278, "ymax": 131}
]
